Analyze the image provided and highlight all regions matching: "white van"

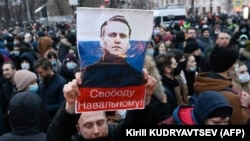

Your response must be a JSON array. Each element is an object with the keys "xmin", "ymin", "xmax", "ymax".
[{"xmin": 152, "ymin": 7, "xmax": 187, "ymax": 27}]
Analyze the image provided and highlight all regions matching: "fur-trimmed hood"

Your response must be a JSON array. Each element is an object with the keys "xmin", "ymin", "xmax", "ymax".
[
  {"xmin": 60, "ymin": 38, "xmax": 72, "ymax": 47},
  {"xmin": 144, "ymin": 55, "xmax": 165, "ymax": 102}
]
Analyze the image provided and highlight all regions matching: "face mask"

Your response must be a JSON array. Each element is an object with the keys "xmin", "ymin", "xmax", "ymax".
[
  {"xmin": 24, "ymin": 38, "xmax": 30, "ymax": 43},
  {"xmin": 21, "ymin": 63, "xmax": 30, "ymax": 70},
  {"xmin": 165, "ymin": 42, "xmax": 172, "ymax": 47},
  {"xmin": 153, "ymin": 29, "xmax": 160, "ymax": 36},
  {"xmin": 146, "ymin": 49, "xmax": 154, "ymax": 57},
  {"xmin": 29, "ymin": 83, "xmax": 39, "ymax": 93},
  {"xmin": 189, "ymin": 66, "xmax": 197, "ymax": 72},
  {"xmin": 66, "ymin": 62, "xmax": 76, "ymax": 70},
  {"xmin": 173, "ymin": 65, "xmax": 182, "ymax": 76},
  {"xmin": 179, "ymin": 62, "xmax": 186, "ymax": 69},
  {"xmin": 240, "ymin": 41, "xmax": 246, "ymax": 46},
  {"xmin": 214, "ymin": 31, "xmax": 220, "ymax": 34},
  {"xmin": 241, "ymin": 28, "xmax": 247, "ymax": 33},
  {"xmin": 12, "ymin": 51, "xmax": 20, "ymax": 56},
  {"xmin": 50, "ymin": 60, "xmax": 57, "ymax": 66},
  {"xmin": 237, "ymin": 73, "xmax": 250, "ymax": 83},
  {"xmin": 159, "ymin": 50, "xmax": 166, "ymax": 54}
]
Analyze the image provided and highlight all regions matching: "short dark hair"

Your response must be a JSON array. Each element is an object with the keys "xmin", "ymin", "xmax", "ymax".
[
  {"xmin": 186, "ymin": 27, "xmax": 197, "ymax": 34},
  {"xmin": 46, "ymin": 51, "xmax": 58, "ymax": 59},
  {"xmin": 155, "ymin": 53, "xmax": 175, "ymax": 75},
  {"xmin": 33, "ymin": 58, "xmax": 52, "ymax": 71},
  {"xmin": 100, "ymin": 15, "xmax": 131, "ymax": 38},
  {"xmin": 3, "ymin": 61, "xmax": 17, "ymax": 70}
]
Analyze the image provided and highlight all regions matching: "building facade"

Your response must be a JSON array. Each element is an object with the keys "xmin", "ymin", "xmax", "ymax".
[{"xmin": 150, "ymin": 0, "xmax": 250, "ymax": 15}]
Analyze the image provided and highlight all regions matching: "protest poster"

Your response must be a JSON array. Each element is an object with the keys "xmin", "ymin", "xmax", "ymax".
[{"xmin": 76, "ymin": 7, "xmax": 153, "ymax": 112}]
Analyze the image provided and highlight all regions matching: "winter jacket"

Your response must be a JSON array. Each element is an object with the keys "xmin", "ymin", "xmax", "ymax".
[
  {"xmin": 158, "ymin": 90, "xmax": 232, "ymax": 125},
  {"xmin": 0, "ymin": 92, "xmax": 46, "ymax": 141},
  {"xmin": 194, "ymin": 72, "xmax": 249, "ymax": 124},
  {"xmin": 47, "ymin": 102, "xmax": 153, "ymax": 141}
]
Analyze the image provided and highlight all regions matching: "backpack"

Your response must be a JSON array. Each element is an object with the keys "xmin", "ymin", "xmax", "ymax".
[{"xmin": 188, "ymin": 87, "xmax": 233, "ymax": 106}]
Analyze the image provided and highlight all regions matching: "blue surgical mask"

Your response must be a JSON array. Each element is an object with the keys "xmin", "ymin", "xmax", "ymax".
[
  {"xmin": 146, "ymin": 49, "xmax": 154, "ymax": 57},
  {"xmin": 241, "ymin": 28, "xmax": 247, "ymax": 33},
  {"xmin": 237, "ymin": 73, "xmax": 250, "ymax": 83},
  {"xmin": 50, "ymin": 60, "xmax": 57, "ymax": 66},
  {"xmin": 12, "ymin": 51, "xmax": 20, "ymax": 56},
  {"xmin": 159, "ymin": 50, "xmax": 166, "ymax": 54},
  {"xmin": 240, "ymin": 41, "xmax": 246, "ymax": 46},
  {"xmin": 29, "ymin": 83, "xmax": 39, "ymax": 93},
  {"xmin": 66, "ymin": 62, "xmax": 76, "ymax": 70},
  {"xmin": 21, "ymin": 63, "xmax": 30, "ymax": 70},
  {"xmin": 189, "ymin": 66, "xmax": 197, "ymax": 72}
]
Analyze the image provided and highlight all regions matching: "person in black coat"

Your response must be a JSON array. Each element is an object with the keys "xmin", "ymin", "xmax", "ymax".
[{"xmin": 0, "ymin": 92, "xmax": 46, "ymax": 141}]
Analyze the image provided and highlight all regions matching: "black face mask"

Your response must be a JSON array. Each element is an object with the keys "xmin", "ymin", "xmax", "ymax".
[
  {"xmin": 179, "ymin": 61, "xmax": 186, "ymax": 70},
  {"xmin": 173, "ymin": 64, "xmax": 182, "ymax": 76}
]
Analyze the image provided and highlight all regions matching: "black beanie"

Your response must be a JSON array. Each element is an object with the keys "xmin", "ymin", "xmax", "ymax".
[
  {"xmin": 168, "ymin": 49, "xmax": 184, "ymax": 62},
  {"xmin": 210, "ymin": 47, "xmax": 238, "ymax": 72},
  {"xmin": 201, "ymin": 28, "xmax": 210, "ymax": 34},
  {"xmin": 184, "ymin": 41, "xmax": 200, "ymax": 53},
  {"xmin": 206, "ymin": 107, "xmax": 232, "ymax": 119}
]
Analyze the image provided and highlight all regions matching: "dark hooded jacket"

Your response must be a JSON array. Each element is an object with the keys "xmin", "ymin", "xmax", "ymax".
[
  {"xmin": 19, "ymin": 52, "xmax": 36, "ymax": 73},
  {"xmin": 0, "ymin": 92, "xmax": 46, "ymax": 141},
  {"xmin": 158, "ymin": 91, "xmax": 232, "ymax": 125},
  {"xmin": 193, "ymin": 72, "xmax": 249, "ymax": 124}
]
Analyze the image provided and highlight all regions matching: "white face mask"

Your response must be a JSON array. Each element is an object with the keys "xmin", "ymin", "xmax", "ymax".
[
  {"xmin": 21, "ymin": 63, "xmax": 30, "ymax": 70},
  {"xmin": 237, "ymin": 73, "xmax": 250, "ymax": 83},
  {"xmin": 24, "ymin": 38, "xmax": 30, "ymax": 43}
]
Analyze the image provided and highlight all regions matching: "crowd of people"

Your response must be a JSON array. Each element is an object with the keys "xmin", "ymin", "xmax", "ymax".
[{"xmin": 0, "ymin": 11, "xmax": 250, "ymax": 141}]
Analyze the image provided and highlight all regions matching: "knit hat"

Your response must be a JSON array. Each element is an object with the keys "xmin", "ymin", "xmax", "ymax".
[
  {"xmin": 37, "ymin": 31, "xmax": 45, "ymax": 38},
  {"xmin": 201, "ymin": 28, "xmax": 210, "ymax": 34},
  {"xmin": 185, "ymin": 37, "xmax": 196, "ymax": 43},
  {"xmin": 239, "ymin": 34, "xmax": 248, "ymax": 41},
  {"xmin": 9, "ymin": 92, "xmax": 41, "ymax": 130},
  {"xmin": 210, "ymin": 47, "xmax": 238, "ymax": 72},
  {"xmin": 184, "ymin": 41, "xmax": 200, "ymax": 53},
  {"xmin": 63, "ymin": 53, "xmax": 77, "ymax": 65},
  {"xmin": 14, "ymin": 70, "xmax": 37, "ymax": 91},
  {"xmin": 193, "ymin": 91, "xmax": 232, "ymax": 124},
  {"xmin": 206, "ymin": 107, "xmax": 232, "ymax": 119},
  {"xmin": 162, "ymin": 34, "xmax": 173, "ymax": 42},
  {"xmin": 168, "ymin": 49, "xmax": 184, "ymax": 62}
]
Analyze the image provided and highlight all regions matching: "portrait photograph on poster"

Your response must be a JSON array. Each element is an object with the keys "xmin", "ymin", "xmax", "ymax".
[{"xmin": 76, "ymin": 7, "xmax": 153, "ymax": 112}]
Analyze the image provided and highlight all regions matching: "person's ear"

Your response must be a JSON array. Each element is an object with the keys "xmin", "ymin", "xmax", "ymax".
[
  {"xmin": 165, "ymin": 66, "xmax": 171, "ymax": 73},
  {"xmin": 76, "ymin": 124, "xmax": 81, "ymax": 135}
]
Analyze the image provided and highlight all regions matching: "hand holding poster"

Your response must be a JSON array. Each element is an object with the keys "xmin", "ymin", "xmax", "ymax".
[{"xmin": 76, "ymin": 8, "xmax": 153, "ymax": 112}]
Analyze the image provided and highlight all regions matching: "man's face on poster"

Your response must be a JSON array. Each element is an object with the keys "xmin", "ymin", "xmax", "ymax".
[{"xmin": 101, "ymin": 21, "xmax": 130, "ymax": 56}]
